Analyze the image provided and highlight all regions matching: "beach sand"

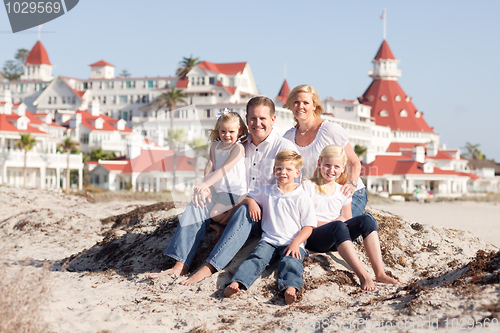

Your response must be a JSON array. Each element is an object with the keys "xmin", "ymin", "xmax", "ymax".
[{"xmin": 1, "ymin": 186, "xmax": 499, "ymax": 332}]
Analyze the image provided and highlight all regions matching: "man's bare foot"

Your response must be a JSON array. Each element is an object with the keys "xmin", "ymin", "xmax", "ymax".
[
  {"xmin": 224, "ymin": 282, "xmax": 241, "ymax": 297},
  {"xmin": 179, "ymin": 263, "xmax": 216, "ymax": 286},
  {"xmin": 359, "ymin": 276, "xmax": 377, "ymax": 291},
  {"xmin": 376, "ymin": 273, "xmax": 402, "ymax": 285},
  {"xmin": 148, "ymin": 262, "xmax": 188, "ymax": 279},
  {"xmin": 284, "ymin": 287, "xmax": 297, "ymax": 305}
]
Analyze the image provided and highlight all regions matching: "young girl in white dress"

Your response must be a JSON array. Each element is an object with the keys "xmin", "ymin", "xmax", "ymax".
[
  {"xmin": 302, "ymin": 144, "xmax": 401, "ymax": 290},
  {"xmin": 193, "ymin": 111, "xmax": 248, "ymax": 243}
]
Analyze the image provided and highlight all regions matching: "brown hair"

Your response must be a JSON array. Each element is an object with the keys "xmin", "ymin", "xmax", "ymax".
[
  {"xmin": 246, "ymin": 96, "xmax": 275, "ymax": 117},
  {"xmin": 274, "ymin": 149, "xmax": 303, "ymax": 170},
  {"xmin": 283, "ymin": 84, "xmax": 324, "ymax": 128},
  {"xmin": 208, "ymin": 112, "xmax": 248, "ymax": 142},
  {"xmin": 306, "ymin": 144, "xmax": 348, "ymax": 194}
]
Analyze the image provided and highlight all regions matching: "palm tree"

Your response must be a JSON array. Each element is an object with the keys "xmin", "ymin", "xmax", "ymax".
[
  {"xmin": 188, "ymin": 137, "xmax": 209, "ymax": 180},
  {"xmin": 167, "ymin": 128, "xmax": 185, "ymax": 193},
  {"xmin": 15, "ymin": 134, "xmax": 36, "ymax": 188},
  {"xmin": 176, "ymin": 55, "xmax": 200, "ymax": 78},
  {"xmin": 354, "ymin": 144, "xmax": 367, "ymax": 159},
  {"xmin": 152, "ymin": 88, "xmax": 188, "ymax": 130},
  {"xmin": 464, "ymin": 142, "xmax": 484, "ymax": 160},
  {"xmin": 58, "ymin": 137, "xmax": 79, "ymax": 193}
]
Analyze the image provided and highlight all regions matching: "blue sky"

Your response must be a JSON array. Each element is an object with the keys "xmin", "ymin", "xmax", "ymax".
[{"xmin": 2, "ymin": 0, "xmax": 499, "ymax": 161}]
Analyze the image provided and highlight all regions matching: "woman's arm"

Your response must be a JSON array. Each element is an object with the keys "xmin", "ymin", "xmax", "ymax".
[
  {"xmin": 342, "ymin": 143, "xmax": 361, "ymax": 197},
  {"xmin": 194, "ymin": 143, "xmax": 244, "ymax": 193}
]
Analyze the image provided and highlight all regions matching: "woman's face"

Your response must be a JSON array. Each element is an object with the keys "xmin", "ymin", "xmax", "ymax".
[{"xmin": 291, "ymin": 92, "xmax": 315, "ymax": 122}]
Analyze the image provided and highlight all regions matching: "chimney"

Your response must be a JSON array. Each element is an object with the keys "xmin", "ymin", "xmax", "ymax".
[
  {"xmin": 412, "ymin": 146, "xmax": 426, "ymax": 163},
  {"xmin": 89, "ymin": 100, "xmax": 100, "ymax": 116}
]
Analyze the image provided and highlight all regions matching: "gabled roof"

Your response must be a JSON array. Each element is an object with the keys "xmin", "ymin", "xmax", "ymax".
[
  {"xmin": 0, "ymin": 113, "xmax": 48, "ymax": 134},
  {"xmin": 90, "ymin": 60, "xmax": 115, "ymax": 67},
  {"xmin": 426, "ymin": 151, "xmax": 455, "ymax": 160},
  {"xmin": 277, "ymin": 79, "xmax": 290, "ymax": 104},
  {"xmin": 198, "ymin": 61, "xmax": 247, "ymax": 75},
  {"xmin": 25, "ymin": 41, "xmax": 51, "ymax": 65},
  {"xmin": 359, "ymin": 80, "xmax": 433, "ymax": 133},
  {"xmin": 374, "ymin": 40, "xmax": 396, "ymax": 60},
  {"xmin": 75, "ymin": 110, "xmax": 132, "ymax": 133},
  {"xmin": 386, "ymin": 142, "xmax": 425, "ymax": 153}
]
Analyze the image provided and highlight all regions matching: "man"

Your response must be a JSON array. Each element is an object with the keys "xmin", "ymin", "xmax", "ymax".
[{"xmin": 149, "ymin": 96, "xmax": 297, "ymax": 284}]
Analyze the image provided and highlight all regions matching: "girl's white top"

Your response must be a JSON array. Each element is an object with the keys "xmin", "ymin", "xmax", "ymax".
[
  {"xmin": 212, "ymin": 141, "xmax": 247, "ymax": 195},
  {"xmin": 302, "ymin": 180, "xmax": 352, "ymax": 222},
  {"xmin": 283, "ymin": 121, "xmax": 365, "ymax": 190}
]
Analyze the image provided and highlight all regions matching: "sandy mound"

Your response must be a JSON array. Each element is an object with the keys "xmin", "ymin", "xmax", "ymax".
[{"xmin": 1, "ymin": 186, "xmax": 499, "ymax": 332}]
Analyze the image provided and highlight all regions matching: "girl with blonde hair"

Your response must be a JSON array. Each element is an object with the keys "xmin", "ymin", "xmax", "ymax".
[{"xmin": 302, "ymin": 145, "xmax": 401, "ymax": 290}]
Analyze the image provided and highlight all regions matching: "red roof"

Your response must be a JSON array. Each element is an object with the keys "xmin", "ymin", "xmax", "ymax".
[
  {"xmin": 216, "ymin": 80, "xmax": 236, "ymax": 95},
  {"xmin": 386, "ymin": 142, "xmax": 425, "ymax": 153},
  {"xmin": 75, "ymin": 110, "xmax": 132, "ymax": 133},
  {"xmin": 0, "ymin": 113, "xmax": 48, "ymax": 134},
  {"xmin": 25, "ymin": 41, "xmax": 51, "ymax": 65},
  {"xmin": 363, "ymin": 155, "xmax": 474, "ymax": 179},
  {"xmin": 374, "ymin": 40, "xmax": 396, "ymax": 60},
  {"xmin": 176, "ymin": 77, "xmax": 189, "ymax": 88},
  {"xmin": 198, "ymin": 61, "xmax": 247, "ymax": 75},
  {"xmin": 277, "ymin": 79, "xmax": 290, "ymax": 104},
  {"xmin": 359, "ymin": 80, "xmax": 433, "ymax": 133},
  {"xmin": 426, "ymin": 151, "xmax": 455, "ymax": 160},
  {"xmin": 90, "ymin": 60, "xmax": 115, "ymax": 67}
]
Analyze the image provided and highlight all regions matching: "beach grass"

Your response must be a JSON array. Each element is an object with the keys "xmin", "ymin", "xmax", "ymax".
[{"xmin": 0, "ymin": 255, "xmax": 51, "ymax": 333}]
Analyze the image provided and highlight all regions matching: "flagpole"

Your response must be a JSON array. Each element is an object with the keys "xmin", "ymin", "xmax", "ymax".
[{"xmin": 383, "ymin": 9, "xmax": 386, "ymax": 40}]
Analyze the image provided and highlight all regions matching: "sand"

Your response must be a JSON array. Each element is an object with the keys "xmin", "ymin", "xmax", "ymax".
[{"xmin": 1, "ymin": 186, "xmax": 499, "ymax": 333}]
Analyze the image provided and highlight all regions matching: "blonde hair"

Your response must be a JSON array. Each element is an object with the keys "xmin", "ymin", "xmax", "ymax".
[
  {"xmin": 306, "ymin": 144, "xmax": 348, "ymax": 194},
  {"xmin": 275, "ymin": 149, "xmax": 303, "ymax": 170},
  {"xmin": 208, "ymin": 112, "xmax": 248, "ymax": 143},
  {"xmin": 283, "ymin": 84, "xmax": 324, "ymax": 128}
]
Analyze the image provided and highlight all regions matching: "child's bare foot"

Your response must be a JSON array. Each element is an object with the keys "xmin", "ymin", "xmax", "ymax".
[
  {"xmin": 284, "ymin": 287, "xmax": 297, "ymax": 305},
  {"xmin": 224, "ymin": 282, "xmax": 241, "ymax": 297},
  {"xmin": 148, "ymin": 262, "xmax": 188, "ymax": 279},
  {"xmin": 376, "ymin": 273, "xmax": 402, "ymax": 285},
  {"xmin": 179, "ymin": 263, "xmax": 216, "ymax": 286},
  {"xmin": 359, "ymin": 276, "xmax": 377, "ymax": 291}
]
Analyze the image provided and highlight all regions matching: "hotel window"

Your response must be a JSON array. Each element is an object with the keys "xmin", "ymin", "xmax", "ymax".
[
  {"xmin": 83, "ymin": 82, "xmax": 88, "ymax": 90},
  {"xmin": 119, "ymin": 95, "xmax": 128, "ymax": 104},
  {"xmin": 103, "ymin": 96, "xmax": 106, "ymax": 105},
  {"xmin": 113, "ymin": 96, "xmax": 117, "ymax": 104},
  {"xmin": 125, "ymin": 81, "xmax": 132, "ymax": 89},
  {"xmin": 395, "ymin": 95, "xmax": 401, "ymax": 101},
  {"xmin": 209, "ymin": 77, "xmax": 216, "ymax": 85},
  {"xmin": 147, "ymin": 80, "xmax": 154, "ymax": 88},
  {"xmin": 380, "ymin": 95, "xmax": 387, "ymax": 101},
  {"xmin": 72, "ymin": 96, "xmax": 76, "ymax": 104},
  {"xmin": 206, "ymin": 109, "xmax": 211, "ymax": 118},
  {"xmin": 48, "ymin": 97, "xmax": 52, "ymax": 104},
  {"xmin": 62, "ymin": 97, "xmax": 66, "ymax": 104},
  {"xmin": 345, "ymin": 106, "xmax": 353, "ymax": 112}
]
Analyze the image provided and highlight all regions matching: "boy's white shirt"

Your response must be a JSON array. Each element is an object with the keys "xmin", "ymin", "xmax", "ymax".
[
  {"xmin": 301, "ymin": 180, "xmax": 352, "ymax": 222},
  {"xmin": 247, "ymin": 183, "xmax": 317, "ymax": 248}
]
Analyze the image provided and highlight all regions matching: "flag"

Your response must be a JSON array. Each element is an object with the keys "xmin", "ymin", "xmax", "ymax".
[{"xmin": 380, "ymin": 11, "xmax": 385, "ymax": 19}]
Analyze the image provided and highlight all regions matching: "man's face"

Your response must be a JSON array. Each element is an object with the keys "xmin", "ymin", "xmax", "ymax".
[{"xmin": 246, "ymin": 104, "xmax": 276, "ymax": 145}]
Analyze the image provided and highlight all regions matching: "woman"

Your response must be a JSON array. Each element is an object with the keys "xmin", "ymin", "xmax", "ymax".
[{"xmin": 283, "ymin": 84, "xmax": 367, "ymax": 216}]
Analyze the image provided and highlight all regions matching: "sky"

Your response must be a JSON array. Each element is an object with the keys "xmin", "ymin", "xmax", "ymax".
[{"xmin": 1, "ymin": 0, "xmax": 499, "ymax": 161}]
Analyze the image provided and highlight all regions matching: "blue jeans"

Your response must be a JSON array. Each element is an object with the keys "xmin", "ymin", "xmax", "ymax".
[
  {"xmin": 230, "ymin": 240, "xmax": 305, "ymax": 292},
  {"xmin": 351, "ymin": 187, "xmax": 368, "ymax": 217},
  {"xmin": 165, "ymin": 203, "xmax": 261, "ymax": 271},
  {"xmin": 306, "ymin": 213, "xmax": 378, "ymax": 253}
]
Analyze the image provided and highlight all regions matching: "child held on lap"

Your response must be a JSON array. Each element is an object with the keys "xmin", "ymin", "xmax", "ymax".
[
  {"xmin": 224, "ymin": 150, "xmax": 316, "ymax": 305},
  {"xmin": 302, "ymin": 144, "xmax": 401, "ymax": 290},
  {"xmin": 193, "ymin": 111, "xmax": 248, "ymax": 243}
]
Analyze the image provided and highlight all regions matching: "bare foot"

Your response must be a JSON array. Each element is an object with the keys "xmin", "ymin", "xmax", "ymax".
[
  {"xmin": 359, "ymin": 276, "xmax": 377, "ymax": 291},
  {"xmin": 376, "ymin": 273, "xmax": 402, "ymax": 285},
  {"xmin": 148, "ymin": 262, "xmax": 188, "ymax": 279},
  {"xmin": 224, "ymin": 282, "xmax": 241, "ymax": 297},
  {"xmin": 179, "ymin": 263, "xmax": 216, "ymax": 286},
  {"xmin": 284, "ymin": 287, "xmax": 297, "ymax": 305}
]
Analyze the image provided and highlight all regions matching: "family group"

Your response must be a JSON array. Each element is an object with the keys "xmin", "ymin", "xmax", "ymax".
[{"xmin": 149, "ymin": 85, "xmax": 400, "ymax": 305}]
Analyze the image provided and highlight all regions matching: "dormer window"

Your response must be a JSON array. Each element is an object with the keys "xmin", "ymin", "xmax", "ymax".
[
  {"xmin": 379, "ymin": 110, "xmax": 388, "ymax": 117},
  {"xmin": 406, "ymin": 96, "xmax": 411, "ymax": 102},
  {"xmin": 368, "ymin": 95, "xmax": 374, "ymax": 101},
  {"xmin": 380, "ymin": 95, "xmax": 387, "ymax": 101},
  {"xmin": 415, "ymin": 111, "xmax": 421, "ymax": 118},
  {"xmin": 395, "ymin": 95, "xmax": 401, "ymax": 101},
  {"xmin": 400, "ymin": 109, "xmax": 408, "ymax": 117}
]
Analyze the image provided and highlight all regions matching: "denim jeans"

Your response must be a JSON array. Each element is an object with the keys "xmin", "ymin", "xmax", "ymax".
[
  {"xmin": 164, "ymin": 200, "xmax": 216, "ymax": 267},
  {"xmin": 351, "ymin": 187, "xmax": 368, "ymax": 217},
  {"xmin": 230, "ymin": 240, "xmax": 305, "ymax": 292},
  {"xmin": 206, "ymin": 204, "xmax": 261, "ymax": 271},
  {"xmin": 306, "ymin": 213, "xmax": 378, "ymax": 253}
]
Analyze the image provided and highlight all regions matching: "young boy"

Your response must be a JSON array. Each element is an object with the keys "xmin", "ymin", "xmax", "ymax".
[{"xmin": 223, "ymin": 150, "xmax": 316, "ymax": 305}]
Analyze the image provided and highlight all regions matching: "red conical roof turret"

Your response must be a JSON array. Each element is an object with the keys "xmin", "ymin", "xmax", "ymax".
[
  {"xmin": 25, "ymin": 41, "xmax": 51, "ymax": 65},
  {"xmin": 374, "ymin": 40, "xmax": 395, "ymax": 60},
  {"xmin": 277, "ymin": 79, "xmax": 290, "ymax": 104}
]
